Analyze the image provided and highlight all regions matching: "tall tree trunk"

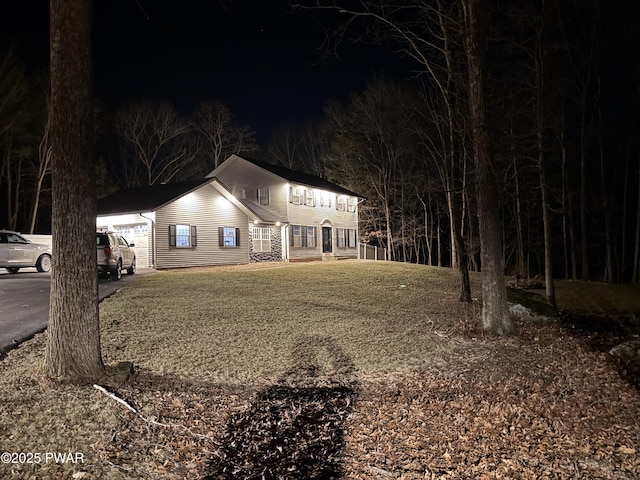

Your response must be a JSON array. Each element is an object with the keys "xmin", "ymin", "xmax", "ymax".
[
  {"xmin": 44, "ymin": 0, "xmax": 103, "ymax": 382},
  {"xmin": 560, "ymin": 131, "xmax": 570, "ymax": 279},
  {"xmin": 579, "ymin": 104, "xmax": 590, "ymax": 280},
  {"xmin": 451, "ymin": 191, "xmax": 472, "ymax": 302},
  {"xmin": 632, "ymin": 154, "xmax": 640, "ymax": 283},
  {"xmin": 462, "ymin": 0, "xmax": 512, "ymax": 335},
  {"xmin": 535, "ymin": 18, "xmax": 556, "ymax": 308},
  {"xmin": 513, "ymin": 157, "xmax": 526, "ymax": 278},
  {"xmin": 539, "ymin": 141, "xmax": 556, "ymax": 306},
  {"xmin": 437, "ymin": 202, "xmax": 442, "ymax": 267}
]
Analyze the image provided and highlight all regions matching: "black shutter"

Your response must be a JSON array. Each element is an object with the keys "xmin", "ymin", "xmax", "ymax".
[
  {"xmin": 169, "ymin": 224, "xmax": 176, "ymax": 246},
  {"xmin": 235, "ymin": 227, "xmax": 240, "ymax": 246},
  {"xmin": 313, "ymin": 226, "xmax": 317, "ymax": 248},
  {"xmin": 290, "ymin": 225, "xmax": 294, "ymax": 247},
  {"xmin": 218, "ymin": 227, "xmax": 224, "ymax": 247},
  {"xmin": 191, "ymin": 226, "xmax": 197, "ymax": 247}
]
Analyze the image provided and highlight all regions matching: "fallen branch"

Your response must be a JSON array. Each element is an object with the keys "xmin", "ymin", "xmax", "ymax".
[{"xmin": 93, "ymin": 384, "xmax": 211, "ymax": 440}]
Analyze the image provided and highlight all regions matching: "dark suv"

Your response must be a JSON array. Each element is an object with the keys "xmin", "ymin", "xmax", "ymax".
[{"xmin": 96, "ymin": 231, "xmax": 136, "ymax": 280}]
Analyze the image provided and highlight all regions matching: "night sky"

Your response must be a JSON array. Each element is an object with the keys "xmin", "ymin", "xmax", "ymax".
[{"xmin": 2, "ymin": 0, "xmax": 398, "ymax": 145}]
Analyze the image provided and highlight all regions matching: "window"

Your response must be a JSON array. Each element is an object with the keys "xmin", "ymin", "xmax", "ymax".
[
  {"xmin": 304, "ymin": 189, "xmax": 316, "ymax": 206},
  {"xmin": 347, "ymin": 197, "xmax": 357, "ymax": 212},
  {"xmin": 336, "ymin": 196, "xmax": 346, "ymax": 211},
  {"xmin": 290, "ymin": 225, "xmax": 317, "ymax": 248},
  {"xmin": 306, "ymin": 226, "xmax": 317, "ymax": 247},
  {"xmin": 169, "ymin": 224, "xmax": 197, "ymax": 247},
  {"xmin": 348, "ymin": 229, "xmax": 357, "ymax": 247},
  {"xmin": 251, "ymin": 226, "xmax": 271, "ymax": 252},
  {"xmin": 218, "ymin": 226, "xmax": 240, "ymax": 247},
  {"xmin": 290, "ymin": 186, "xmax": 303, "ymax": 205},
  {"xmin": 321, "ymin": 193, "xmax": 333, "ymax": 208},
  {"xmin": 258, "ymin": 187, "xmax": 270, "ymax": 205},
  {"xmin": 336, "ymin": 228, "xmax": 357, "ymax": 248}
]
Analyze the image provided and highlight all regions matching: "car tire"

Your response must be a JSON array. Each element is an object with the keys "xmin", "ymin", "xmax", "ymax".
[
  {"xmin": 36, "ymin": 254, "xmax": 52, "ymax": 273},
  {"xmin": 111, "ymin": 261, "xmax": 122, "ymax": 281},
  {"xmin": 127, "ymin": 257, "xmax": 136, "ymax": 275},
  {"xmin": 6, "ymin": 267, "xmax": 20, "ymax": 274}
]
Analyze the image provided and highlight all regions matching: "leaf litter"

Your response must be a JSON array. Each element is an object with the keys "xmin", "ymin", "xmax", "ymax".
[{"xmin": 0, "ymin": 262, "xmax": 639, "ymax": 479}]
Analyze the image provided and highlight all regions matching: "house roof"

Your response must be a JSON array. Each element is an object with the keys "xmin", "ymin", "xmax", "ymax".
[
  {"xmin": 97, "ymin": 178, "xmax": 288, "ymax": 225},
  {"xmin": 97, "ymin": 179, "xmax": 212, "ymax": 216},
  {"xmin": 239, "ymin": 200, "xmax": 286, "ymax": 224},
  {"xmin": 214, "ymin": 155, "xmax": 362, "ymax": 198}
]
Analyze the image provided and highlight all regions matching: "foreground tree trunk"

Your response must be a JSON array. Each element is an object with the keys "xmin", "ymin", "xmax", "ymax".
[
  {"xmin": 44, "ymin": 0, "xmax": 103, "ymax": 382},
  {"xmin": 461, "ymin": 0, "xmax": 513, "ymax": 335}
]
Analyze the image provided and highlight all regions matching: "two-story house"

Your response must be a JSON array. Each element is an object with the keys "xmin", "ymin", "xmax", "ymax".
[{"xmin": 96, "ymin": 155, "xmax": 361, "ymax": 269}]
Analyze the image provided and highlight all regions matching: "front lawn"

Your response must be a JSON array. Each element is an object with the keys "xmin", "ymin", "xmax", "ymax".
[{"xmin": 1, "ymin": 261, "xmax": 639, "ymax": 479}]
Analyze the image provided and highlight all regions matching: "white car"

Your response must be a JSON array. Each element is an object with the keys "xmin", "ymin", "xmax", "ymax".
[{"xmin": 0, "ymin": 230, "xmax": 52, "ymax": 274}]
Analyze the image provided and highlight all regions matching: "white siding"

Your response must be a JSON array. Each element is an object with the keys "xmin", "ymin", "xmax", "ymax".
[
  {"xmin": 215, "ymin": 157, "xmax": 359, "ymax": 261},
  {"xmin": 287, "ymin": 190, "xmax": 358, "ymax": 260},
  {"xmin": 215, "ymin": 159, "xmax": 290, "ymax": 217},
  {"xmin": 155, "ymin": 184, "xmax": 249, "ymax": 269}
]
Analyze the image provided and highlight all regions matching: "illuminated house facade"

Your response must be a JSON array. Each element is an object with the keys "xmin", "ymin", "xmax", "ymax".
[{"xmin": 96, "ymin": 155, "xmax": 360, "ymax": 268}]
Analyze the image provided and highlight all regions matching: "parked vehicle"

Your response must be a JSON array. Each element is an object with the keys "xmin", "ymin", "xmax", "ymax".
[
  {"xmin": 0, "ymin": 230, "xmax": 52, "ymax": 273},
  {"xmin": 96, "ymin": 231, "xmax": 136, "ymax": 281}
]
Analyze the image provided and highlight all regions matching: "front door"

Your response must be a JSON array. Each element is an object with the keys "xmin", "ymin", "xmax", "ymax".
[{"xmin": 322, "ymin": 227, "xmax": 332, "ymax": 253}]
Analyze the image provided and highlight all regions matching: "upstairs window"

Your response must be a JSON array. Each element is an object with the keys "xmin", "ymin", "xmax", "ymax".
[
  {"xmin": 336, "ymin": 196, "xmax": 346, "ymax": 211},
  {"xmin": 321, "ymin": 193, "xmax": 333, "ymax": 208},
  {"xmin": 304, "ymin": 189, "xmax": 316, "ymax": 207},
  {"xmin": 347, "ymin": 197, "xmax": 357, "ymax": 212},
  {"xmin": 258, "ymin": 187, "xmax": 270, "ymax": 205},
  {"xmin": 290, "ymin": 186, "xmax": 303, "ymax": 205}
]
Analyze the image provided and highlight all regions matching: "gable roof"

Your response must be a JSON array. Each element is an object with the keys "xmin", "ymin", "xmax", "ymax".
[
  {"xmin": 211, "ymin": 154, "xmax": 362, "ymax": 198},
  {"xmin": 97, "ymin": 178, "xmax": 288, "ymax": 225},
  {"xmin": 97, "ymin": 179, "xmax": 211, "ymax": 216}
]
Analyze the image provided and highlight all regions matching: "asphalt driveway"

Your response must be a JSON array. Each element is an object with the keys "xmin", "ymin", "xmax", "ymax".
[{"xmin": 0, "ymin": 267, "xmax": 154, "ymax": 355}]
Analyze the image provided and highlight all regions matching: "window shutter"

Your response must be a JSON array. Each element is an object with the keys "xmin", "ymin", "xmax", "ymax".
[
  {"xmin": 235, "ymin": 228, "xmax": 240, "ymax": 246},
  {"xmin": 191, "ymin": 226, "xmax": 197, "ymax": 247},
  {"xmin": 218, "ymin": 227, "xmax": 224, "ymax": 247},
  {"xmin": 169, "ymin": 224, "xmax": 176, "ymax": 246},
  {"xmin": 313, "ymin": 227, "xmax": 317, "ymax": 247},
  {"xmin": 290, "ymin": 226, "xmax": 294, "ymax": 247}
]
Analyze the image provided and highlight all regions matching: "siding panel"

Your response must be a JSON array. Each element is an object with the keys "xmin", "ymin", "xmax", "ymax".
[{"xmin": 155, "ymin": 184, "xmax": 249, "ymax": 269}]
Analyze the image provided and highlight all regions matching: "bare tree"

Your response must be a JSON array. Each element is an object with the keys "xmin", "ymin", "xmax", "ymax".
[
  {"xmin": 29, "ymin": 75, "xmax": 53, "ymax": 233},
  {"xmin": 44, "ymin": 0, "xmax": 103, "ymax": 381},
  {"xmin": 0, "ymin": 48, "xmax": 32, "ymax": 230},
  {"xmin": 324, "ymin": 79, "xmax": 419, "ymax": 261},
  {"xmin": 268, "ymin": 125, "xmax": 301, "ymax": 170},
  {"xmin": 111, "ymin": 101, "xmax": 197, "ymax": 187},
  {"xmin": 192, "ymin": 99, "xmax": 258, "ymax": 172}
]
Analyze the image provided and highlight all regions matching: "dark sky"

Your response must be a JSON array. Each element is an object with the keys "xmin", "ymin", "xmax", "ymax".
[{"xmin": 2, "ymin": 0, "xmax": 397, "ymax": 145}]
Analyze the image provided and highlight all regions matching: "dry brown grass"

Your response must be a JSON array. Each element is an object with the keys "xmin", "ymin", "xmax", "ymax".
[{"xmin": 0, "ymin": 261, "xmax": 639, "ymax": 479}]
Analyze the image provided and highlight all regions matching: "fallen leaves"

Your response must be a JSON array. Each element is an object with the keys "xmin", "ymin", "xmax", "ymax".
[{"xmin": 89, "ymin": 322, "xmax": 640, "ymax": 479}]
